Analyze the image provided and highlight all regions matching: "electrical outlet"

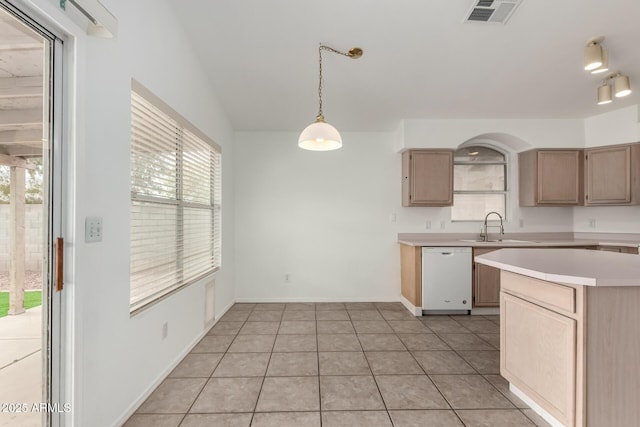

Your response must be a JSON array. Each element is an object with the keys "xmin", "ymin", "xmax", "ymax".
[
  {"xmin": 162, "ymin": 322, "xmax": 168, "ymax": 339},
  {"xmin": 425, "ymin": 220, "xmax": 431, "ymax": 229},
  {"xmin": 284, "ymin": 273, "xmax": 291, "ymax": 283},
  {"xmin": 440, "ymin": 221, "xmax": 446, "ymax": 229},
  {"xmin": 519, "ymin": 219, "xmax": 524, "ymax": 228},
  {"xmin": 390, "ymin": 213, "xmax": 397, "ymax": 223},
  {"xmin": 589, "ymin": 219, "xmax": 597, "ymax": 228}
]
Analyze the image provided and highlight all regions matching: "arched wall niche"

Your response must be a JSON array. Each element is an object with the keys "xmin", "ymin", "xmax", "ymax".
[{"xmin": 457, "ymin": 132, "xmax": 533, "ymax": 154}]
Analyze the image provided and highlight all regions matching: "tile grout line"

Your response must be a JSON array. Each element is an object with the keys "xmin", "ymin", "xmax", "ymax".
[
  {"xmin": 130, "ymin": 303, "xmax": 541, "ymax": 426},
  {"xmin": 176, "ymin": 305, "xmax": 252, "ymax": 421}
]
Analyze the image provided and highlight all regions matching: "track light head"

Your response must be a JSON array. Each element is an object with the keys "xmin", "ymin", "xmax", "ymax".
[
  {"xmin": 613, "ymin": 74, "xmax": 632, "ymax": 97},
  {"xmin": 597, "ymin": 84, "xmax": 612, "ymax": 105},
  {"xmin": 591, "ymin": 49, "xmax": 609, "ymax": 74},
  {"xmin": 584, "ymin": 37, "xmax": 604, "ymax": 71}
]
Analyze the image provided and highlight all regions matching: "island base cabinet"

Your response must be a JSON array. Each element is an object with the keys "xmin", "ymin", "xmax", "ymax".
[
  {"xmin": 501, "ymin": 293, "xmax": 576, "ymax": 427},
  {"xmin": 500, "ymin": 270, "xmax": 640, "ymax": 427}
]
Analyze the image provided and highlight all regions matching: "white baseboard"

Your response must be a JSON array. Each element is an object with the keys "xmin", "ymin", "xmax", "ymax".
[
  {"xmin": 112, "ymin": 302, "xmax": 234, "ymax": 427},
  {"xmin": 234, "ymin": 297, "xmax": 399, "ymax": 303},
  {"xmin": 400, "ymin": 295, "xmax": 422, "ymax": 316},
  {"xmin": 510, "ymin": 384, "xmax": 565, "ymax": 427}
]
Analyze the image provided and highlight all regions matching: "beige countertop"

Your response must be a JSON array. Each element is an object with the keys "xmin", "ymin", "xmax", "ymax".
[
  {"xmin": 474, "ymin": 248, "xmax": 640, "ymax": 287},
  {"xmin": 397, "ymin": 232, "xmax": 640, "ymax": 248}
]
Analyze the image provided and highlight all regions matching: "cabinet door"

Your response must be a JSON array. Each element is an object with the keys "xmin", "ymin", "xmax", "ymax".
[
  {"xmin": 475, "ymin": 264, "xmax": 501, "ymax": 306},
  {"xmin": 537, "ymin": 151, "xmax": 582, "ymax": 204},
  {"xmin": 501, "ymin": 293, "xmax": 576, "ymax": 427},
  {"xmin": 402, "ymin": 150, "xmax": 453, "ymax": 206},
  {"xmin": 585, "ymin": 146, "xmax": 631, "ymax": 204},
  {"xmin": 473, "ymin": 248, "xmax": 500, "ymax": 307}
]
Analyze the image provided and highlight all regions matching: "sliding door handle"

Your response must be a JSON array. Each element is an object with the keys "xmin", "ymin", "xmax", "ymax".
[{"xmin": 56, "ymin": 237, "xmax": 64, "ymax": 291}]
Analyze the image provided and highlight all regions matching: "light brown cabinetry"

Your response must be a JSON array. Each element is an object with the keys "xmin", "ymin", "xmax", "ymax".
[
  {"xmin": 502, "ymin": 291, "xmax": 577, "ymax": 426},
  {"xmin": 519, "ymin": 149, "xmax": 584, "ymax": 206},
  {"xmin": 400, "ymin": 244, "xmax": 422, "ymax": 307},
  {"xmin": 473, "ymin": 248, "xmax": 501, "ymax": 307},
  {"xmin": 500, "ymin": 270, "xmax": 640, "ymax": 427},
  {"xmin": 402, "ymin": 149, "xmax": 453, "ymax": 206},
  {"xmin": 584, "ymin": 143, "xmax": 640, "ymax": 205}
]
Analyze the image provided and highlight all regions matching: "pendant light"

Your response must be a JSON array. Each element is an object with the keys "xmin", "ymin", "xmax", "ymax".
[{"xmin": 298, "ymin": 44, "xmax": 363, "ymax": 151}]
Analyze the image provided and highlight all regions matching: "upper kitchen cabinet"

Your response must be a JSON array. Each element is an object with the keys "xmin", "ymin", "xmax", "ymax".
[
  {"xmin": 584, "ymin": 143, "xmax": 640, "ymax": 205},
  {"xmin": 519, "ymin": 149, "xmax": 584, "ymax": 206},
  {"xmin": 402, "ymin": 149, "xmax": 453, "ymax": 206}
]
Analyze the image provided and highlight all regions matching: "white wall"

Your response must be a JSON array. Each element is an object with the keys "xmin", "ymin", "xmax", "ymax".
[
  {"xmin": 233, "ymin": 119, "xmax": 586, "ymax": 302},
  {"xmin": 234, "ymin": 131, "xmax": 400, "ymax": 301},
  {"xmin": 401, "ymin": 118, "xmax": 586, "ymax": 150},
  {"xmin": 19, "ymin": 1, "xmax": 235, "ymax": 426},
  {"xmin": 583, "ymin": 105, "xmax": 640, "ymax": 148},
  {"xmin": 574, "ymin": 104, "xmax": 640, "ymax": 232}
]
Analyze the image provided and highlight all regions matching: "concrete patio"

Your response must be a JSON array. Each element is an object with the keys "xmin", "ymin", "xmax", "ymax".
[{"xmin": 0, "ymin": 305, "xmax": 43, "ymax": 427}]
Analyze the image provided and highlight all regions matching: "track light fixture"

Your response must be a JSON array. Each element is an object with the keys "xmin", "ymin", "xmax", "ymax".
[
  {"xmin": 298, "ymin": 44, "xmax": 363, "ymax": 151},
  {"xmin": 583, "ymin": 37, "xmax": 604, "ymax": 71},
  {"xmin": 597, "ymin": 72, "xmax": 632, "ymax": 105},
  {"xmin": 583, "ymin": 36, "xmax": 633, "ymax": 105}
]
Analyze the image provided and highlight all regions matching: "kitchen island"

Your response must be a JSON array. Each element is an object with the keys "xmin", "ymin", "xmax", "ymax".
[{"xmin": 475, "ymin": 248, "xmax": 640, "ymax": 427}]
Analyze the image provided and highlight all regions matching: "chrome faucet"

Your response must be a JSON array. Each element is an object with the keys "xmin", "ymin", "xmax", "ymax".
[{"xmin": 480, "ymin": 211, "xmax": 504, "ymax": 242}]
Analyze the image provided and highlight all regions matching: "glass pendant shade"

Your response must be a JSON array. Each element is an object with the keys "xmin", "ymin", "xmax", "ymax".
[
  {"xmin": 597, "ymin": 84, "xmax": 612, "ymax": 105},
  {"xmin": 298, "ymin": 117, "xmax": 342, "ymax": 151},
  {"xmin": 584, "ymin": 43, "xmax": 603, "ymax": 71},
  {"xmin": 613, "ymin": 75, "xmax": 631, "ymax": 97}
]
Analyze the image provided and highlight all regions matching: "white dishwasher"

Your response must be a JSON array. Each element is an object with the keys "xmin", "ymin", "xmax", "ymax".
[{"xmin": 422, "ymin": 247, "xmax": 472, "ymax": 313}]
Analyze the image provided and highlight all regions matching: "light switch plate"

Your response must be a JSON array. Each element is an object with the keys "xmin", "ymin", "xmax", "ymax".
[{"xmin": 85, "ymin": 216, "xmax": 103, "ymax": 243}]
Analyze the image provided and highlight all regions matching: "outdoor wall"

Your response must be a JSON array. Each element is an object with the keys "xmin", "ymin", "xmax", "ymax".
[
  {"xmin": 0, "ymin": 204, "xmax": 42, "ymax": 271},
  {"xmin": 21, "ymin": 1, "xmax": 235, "ymax": 426}
]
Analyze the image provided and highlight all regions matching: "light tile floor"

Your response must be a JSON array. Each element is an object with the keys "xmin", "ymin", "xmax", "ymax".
[{"xmin": 124, "ymin": 302, "xmax": 551, "ymax": 427}]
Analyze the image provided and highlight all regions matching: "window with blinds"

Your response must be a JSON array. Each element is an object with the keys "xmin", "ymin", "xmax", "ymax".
[{"xmin": 130, "ymin": 80, "xmax": 221, "ymax": 313}]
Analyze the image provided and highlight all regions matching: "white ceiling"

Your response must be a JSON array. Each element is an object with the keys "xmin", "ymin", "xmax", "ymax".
[
  {"xmin": 171, "ymin": 0, "xmax": 640, "ymax": 132},
  {"xmin": 0, "ymin": 7, "xmax": 44, "ymax": 157}
]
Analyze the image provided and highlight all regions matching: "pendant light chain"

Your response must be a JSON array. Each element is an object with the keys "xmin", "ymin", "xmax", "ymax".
[
  {"xmin": 317, "ymin": 45, "xmax": 361, "ymax": 120},
  {"xmin": 317, "ymin": 45, "xmax": 324, "ymax": 119}
]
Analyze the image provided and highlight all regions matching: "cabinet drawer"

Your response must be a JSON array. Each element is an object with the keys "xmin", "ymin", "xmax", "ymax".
[{"xmin": 501, "ymin": 271, "xmax": 575, "ymax": 315}]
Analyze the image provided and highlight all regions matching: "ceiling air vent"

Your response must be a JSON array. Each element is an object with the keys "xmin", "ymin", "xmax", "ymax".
[{"xmin": 465, "ymin": 0, "xmax": 523, "ymax": 24}]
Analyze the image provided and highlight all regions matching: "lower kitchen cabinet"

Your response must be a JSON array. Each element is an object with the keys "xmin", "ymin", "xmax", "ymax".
[
  {"xmin": 500, "ymin": 270, "xmax": 640, "ymax": 427},
  {"xmin": 502, "ymin": 289, "xmax": 577, "ymax": 426},
  {"xmin": 473, "ymin": 248, "xmax": 501, "ymax": 307},
  {"xmin": 400, "ymin": 244, "xmax": 422, "ymax": 308}
]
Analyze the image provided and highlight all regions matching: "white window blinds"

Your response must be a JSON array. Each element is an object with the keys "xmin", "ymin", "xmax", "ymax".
[{"xmin": 130, "ymin": 81, "xmax": 221, "ymax": 313}]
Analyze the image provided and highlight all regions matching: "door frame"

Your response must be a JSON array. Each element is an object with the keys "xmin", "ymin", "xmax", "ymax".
[{"xmin": 1, "ymin": 1, "xmax": 75, "ymax": 426}]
